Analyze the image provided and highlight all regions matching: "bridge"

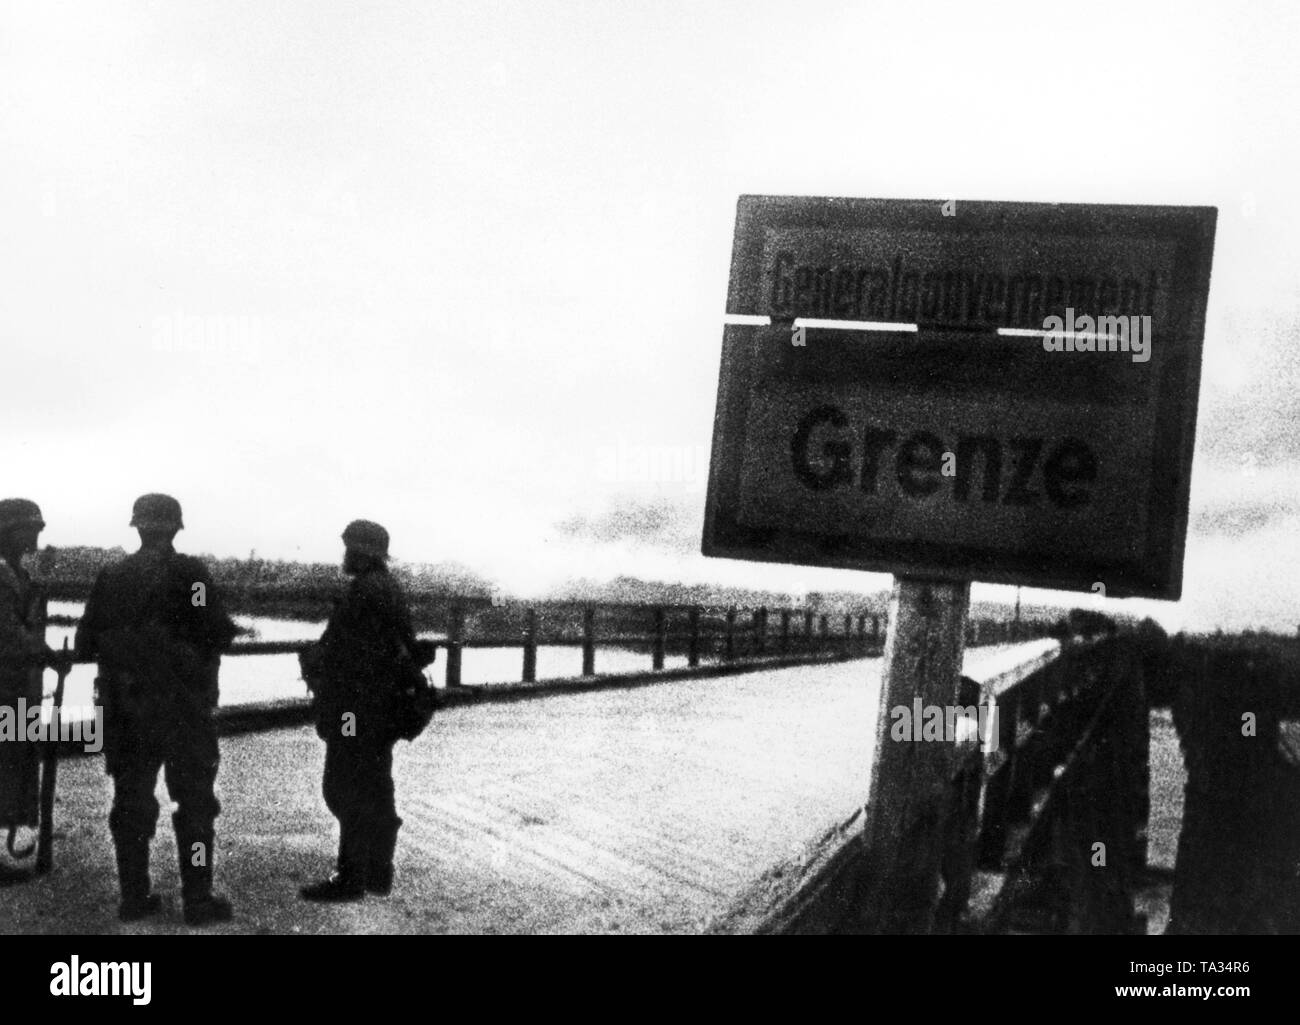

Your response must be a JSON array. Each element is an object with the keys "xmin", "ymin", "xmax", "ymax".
[{"xmin": 0, "ymin": 626, "xmax": 1169, "ymax": 935}]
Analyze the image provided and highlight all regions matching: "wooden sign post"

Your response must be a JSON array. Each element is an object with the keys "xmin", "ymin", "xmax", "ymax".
[{"xmin": 856, "ymin": 576, "xmax": 969, "ymax": 933}]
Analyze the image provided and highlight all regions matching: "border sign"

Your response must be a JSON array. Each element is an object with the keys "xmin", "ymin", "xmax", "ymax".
[{"xmin": 703, "ymin": 196, "xmax": 1216, "ymax": 599}]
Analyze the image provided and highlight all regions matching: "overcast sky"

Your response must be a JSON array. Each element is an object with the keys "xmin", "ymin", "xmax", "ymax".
[{"xmin": 3, "ymin": 1, "xmax": 1298, "ymax": 632}]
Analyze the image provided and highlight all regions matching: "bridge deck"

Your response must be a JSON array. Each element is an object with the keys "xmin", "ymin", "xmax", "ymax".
[{"xmin": 1, "ymin": 641, "xmax": 1058, "ymax": 934}]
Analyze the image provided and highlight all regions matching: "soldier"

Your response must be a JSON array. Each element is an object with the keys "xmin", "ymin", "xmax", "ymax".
[
  {"xmin": 0, "ymin": 499, "xmax": 51, "ymax": 883},
  {"xmin": 75, "ymin": 494, "xmax": 238, "ymax": 924},
  {"xmin": 299, "ymin": 519, "xmax": 417, "ymax": 901}
]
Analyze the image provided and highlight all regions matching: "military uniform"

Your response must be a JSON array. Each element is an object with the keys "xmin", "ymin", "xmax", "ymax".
[
  {"xmin": 0, "ymin": 539, "xmax": 47, "ymax": 846},
  {"xmin": 301, "ymin": 520, "xmax": 416, "ymax": 900},
  {"xmin": 75, "ymin": 495, "xmax": 237, "ymax": 923}
]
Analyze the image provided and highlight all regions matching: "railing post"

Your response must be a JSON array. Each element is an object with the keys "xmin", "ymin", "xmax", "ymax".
[
  {"xmin": 872, "ymin": 614, "xmax": 881, "ymax": 647},
  {"xmin": 725, "ymin": 607, "xmax": 736, "ymax": 661},
  {"xmin": 755, "ymin": 606, "xmax": 767, "ymax": 656},
  {"xmin": 687, "ymin": 606, "xmax": 700, "ymax": 668},
  {"xmin": 522, "ymin": 607, "xmax": 537, "ymax": 683},
  {"xmin": 652, "ymin": 606, "xmax": 666, "ymax": 670},
  {"xmin": 819, "ymin": 613, "xmax": 829, "ymax": 651},
  {"xmin": 804, "ymin": 610, "xmax": 814, "ymax": 651},
  {"xmin": 582, "ymin": 606, "xmax": 596, "ymax": 676},
  {"xmin": 978, "ymin": 689, "xmax": 1021, "ymax": 868},
  {"xmin": 446, "ymin": 605, "xmax": 463, "ymax": 688},
  {"xmin": 858, "ymin": 614, "xmax": 866, "ymax": 653},
  {"xmin": 781, "ymin": 610, "xmax": 791, "ymax": 655},
  {"xmin": 843, "ymin": 612, "xmax": 852, "ymax": 655}
]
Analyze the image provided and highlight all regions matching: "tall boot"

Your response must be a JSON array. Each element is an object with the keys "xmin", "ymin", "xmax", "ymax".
[
  {"xmin": 114, "ymin": 838, "xmax": 161, "ymax": 922},
  {"xmin": 366, "ymin": 818, "xmax": 401, "ymax": 896},
  {"xmin": 301, "ymin": 822, "xmax": 366, "ymax": 901},
  {"xmin": 175, "ymin": 817, "xmax": 233, "ymax": 926}
]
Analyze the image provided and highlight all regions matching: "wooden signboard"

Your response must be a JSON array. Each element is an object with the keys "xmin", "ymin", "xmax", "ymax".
[{"xmin": 704, "ymin": 196, "xmax": 1217, "ymax": 600}]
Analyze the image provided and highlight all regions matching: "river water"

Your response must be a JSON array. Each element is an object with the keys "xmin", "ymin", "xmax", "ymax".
[{"xmin": 41, "ymin": 601, "xmax": 707, "ymax": 721}]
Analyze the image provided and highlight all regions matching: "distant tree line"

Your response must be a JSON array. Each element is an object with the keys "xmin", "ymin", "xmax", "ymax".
[{"xmin": 37, "ymin": 545, "xmax": 1131, "ymax": 639}]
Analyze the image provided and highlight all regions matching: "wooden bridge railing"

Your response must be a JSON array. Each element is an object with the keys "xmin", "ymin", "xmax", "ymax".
[
  {"xmin": 45, "ymin": 603, "xmax": 1057, "ymax": 692},
  {"xmin": 951, "ymin": 634, "xmax": 1149, "ymax": 934},
  {"xmin": 219, "ymin": 604, "xmax": 886, "ymax": 686},
  {"xmin": 707, "ymin": 630, "xmax": 1150, "ymax": 935},
  {"xmin": 213, "ymin": 604, "xmax": 1055, "ymax": 687}
]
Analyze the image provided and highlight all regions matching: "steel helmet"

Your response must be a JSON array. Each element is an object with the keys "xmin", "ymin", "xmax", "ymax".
[
  {"xmin": 342, "ymin": 519, "xmax": 389, "ymax": 559},
  {"xmin": 130, "ymin": 493, "xmax": 184, "ymax": 530},
  {"xmin": 0, "ymin": 498, "xmax": 45, "ymax": 533}
]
